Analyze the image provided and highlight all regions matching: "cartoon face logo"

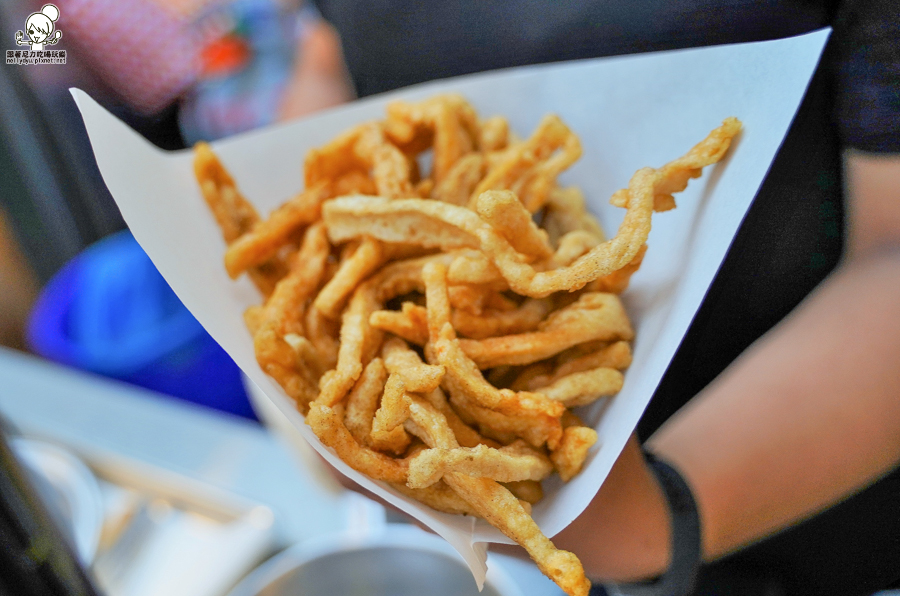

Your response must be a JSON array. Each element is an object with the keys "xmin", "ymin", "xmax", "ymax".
[{"xmin": 16, "ymin": 4, "xmax": 62, "ymax": 51}]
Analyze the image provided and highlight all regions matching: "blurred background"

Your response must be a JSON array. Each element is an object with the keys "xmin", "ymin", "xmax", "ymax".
[
  {"xmin": 0, "ymin": 2, "xmax": 561, "ymax": 595},
  {"xmin": 4, "ymin": 2, "xmax": 900, "ymax": 596},
  {"xmin": 1, "ymin": 0, "xmax": 374, "ymax": 419}
]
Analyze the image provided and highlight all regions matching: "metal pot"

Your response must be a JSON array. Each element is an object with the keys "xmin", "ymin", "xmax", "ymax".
[{"xmin": 226, "ymin": 523, "xmax": 524, "ymax": 596}]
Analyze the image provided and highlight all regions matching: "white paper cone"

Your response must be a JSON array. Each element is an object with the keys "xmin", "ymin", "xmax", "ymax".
[{"xmin": 73, "ymin": 28, "xmax": 829, "ymax": 587}]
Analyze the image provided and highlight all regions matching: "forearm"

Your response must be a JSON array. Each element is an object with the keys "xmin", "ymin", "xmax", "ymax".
[
  {"xmin": 650, "ymin": 248, "xmax": 900, "ymax": 561},
  {"xmin": 554, "ymin": 433, "xmax": 672, "ymax": 581},
  {"xmin": 555, "ymin": 250, "xmax": 900, "ymax": 582},
  {"xmin": 554, "ymin": 153, "xmax": 900, "ymax": 583}
]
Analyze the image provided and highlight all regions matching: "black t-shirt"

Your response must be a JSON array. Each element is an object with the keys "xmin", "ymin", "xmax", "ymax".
[{"xmin": 312, "ymin": 1, "xmax": 900, "ymax": 593}]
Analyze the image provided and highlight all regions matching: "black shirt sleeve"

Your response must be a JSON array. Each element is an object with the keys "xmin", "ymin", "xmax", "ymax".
[{"xmin": 832, "ymin": 0, "xmax": 900, "ymax": 152}]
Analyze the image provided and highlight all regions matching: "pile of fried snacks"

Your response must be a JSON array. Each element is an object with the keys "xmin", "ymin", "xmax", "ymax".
[{"xmin": 194, "ymin": 94, "xmax": 740, "ymax": 596}]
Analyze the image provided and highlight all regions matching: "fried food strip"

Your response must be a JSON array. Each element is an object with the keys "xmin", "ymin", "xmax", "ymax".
[
  {"xmin": 406, "ymin": 397, "xmax": 588, "ymax": 596},
  {"xmin": 304, "ymin": 124, "xmax": 368, "ymax": 188},
  {"xmin": 424, "ymin": 262, "xmax": 565, "ymax": 421},
  {"xmin": 385, "ymin": 95, "xmax": 479, "ymax": 184},
  {"xmin": 422, "ymin": 261, "xmax": 452, "ymax": 337},
  {"xmin": 372, "ymin": 373, "xmax": 410, "ymax": 433},
  {"xmin": 432, "ymin": 153, "xmax": 486, "ymax": 206},
  {"xmin": 324, "ymin": 195, "xmax": 481, "ymax": 251},
  {"xmin": 407, "ymin": 441, "xmax": 553, "ymax": 488},
  {"xmin": 447, "ymin": 250, "xmax": 505, "ymax": 287},
  {"xmin": 253, "ymin": 223, "xmax": 330, "ymax": 411},
  {"xmin": 474, "ymin": 190, "xmax": 554, "ymax": 260},
  {"xmin": 444, "ymin": 473, "xmax": 590, "ymax": 596},
  {"xmin": 283, "ymin": 333, "xmax": 327, "ymax": 379},
  {"xmin": 451, "ymin": 298, "xmax": 552, "ymax": 340},
  {"xmin": 305, "ymin": 122, "xmax": 416, "ymax": 199},
  {"xmin": 402, "ymin": 396, "xmax": 518, "ymax": 495},
  {"xmin": 224, "ymin": 181, "xmax": 330, "ymax": 278},
  {"xmin": 382, "ymin": 336, "xmax": 445, "ymax": 393},
  {"xmin": 243, "ymin": 305, "xmax": 264, "ymax": 336},
  {"xmin": 315, "ymin": 282, "xmax": 382, "ymax": 407},
  {"xmin": 388, "ymin": 480, "xmax": 480, "ymax": 516},
  {"xmin": 472, "ymin": 115, "xmax": 582, "ymax": 213},
  {"xmin": 313, "ymin": 237, "xmax": 386, "ymax": 319},
  {"xmin": 550, "ymin": 231, "xmax": 601, "ymax": 267},
  {"xmin": 611, "ymin": 117, "xmax": 742, "ymax": 212},
  {"xmin": 404, "ymin": 350, "xmax": 497, "ymax": 450},
  {"xmin": 514, "ymin": 136, "xmax": 583, "ymax": 213},
  {"xmin": 343, "ymin": 357, "xmax": 388, "ymax": 447},
  {"xmin": 458, "ymin": 292, "xmax": 633, "ymax": 368},
  {"xmin": 315, "ymin": 254, "xmax": 455, "ymax": 407},
  {"xmin": 583, "ymin": 244, "xmax": 647, "ymax": 294},
  {"xmin": 194, "ymin": 142, "xmax": 287, "ymax": 295},
  {"xmin": 323, "ymin": 190, "xmax": 648, "ymax": 297},
  {"xmin": 542, "ymin": 186, "xmax": 605, "ymax": 247},
  {"xmin": 436, "ymin": 326, "xmax": 567, "ymax": 419},
  {"xmin": 551, "ymin": 414, "xmax": 599, "ymax": 482},
  {"xmin": 370, "ymin": 373, "xmax": 413, "ymax": 454},
  {"xmin": 324, "ymin": 119, "xmax": 740, "ymax": 297},
  {"xmin": 403, "ymin": 396, "xmax": 459, "ymax": 450},
  {"xmin": 525, "ymin": 341, "xmax": 632, "ymax": 391},
  {"xmin": 503, "ymin": 480, "xmax": 544, "ymax": 505},
  {"xmin": 509, "ymin": 361, "xmax": 558, "ymax": 392},
  {"xmin": 478, "ymin": 116, "xmax": 509, "ymax": 152},
  {"xmin": 431, "ymin": 97, "xmax": 477, "ymax": 184},
  {"xmin": 369, "ymin": 298, "xmax": 551, "ymax": 346},
  {"xmin": 370, "ymin": 302, "xmax": 430, "ymax": 345},
  {"xmin": 535, "ymin": 367, "xmax": 624, "ymax": 407},
  {"xmin": 421, "ymin": 386, "xmax": 497, "ymax": 449},
  {"xmin": 304, "ymin": 305, "xmax": 340, "ymax": 370},
  {"xmin": 358, "ymin": 123, "xmax": 418, "ymax": 199},
  {"xmin": 332, "ymin": 169, "xmax": 378, "ymax": 196},
  {"xmin": 306, "ymin": 402, "xmax": 409, "ymax": 483},
  {"xmin": 443, "ymin": 390, "xmax": 555, "ymax": 447},
  {"xmin": 194, "ymin": 142, "xmax": 258, "ymax": 241},
  {"xmin": 447, "ymin": 285, "xmax": 517, "ymax": 315},
  {"xmin": 422, "ymin": 263, "xmax": 564, "ymax": 449},
  {"xmin": 555, "ymin": 338, "xmax": 626, "ymax": 364}
]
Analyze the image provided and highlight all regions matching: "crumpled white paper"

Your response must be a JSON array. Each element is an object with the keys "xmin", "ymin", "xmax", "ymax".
[{"xmin": 73, "ymin": 28, "xmax": 829, "ymax": 588}]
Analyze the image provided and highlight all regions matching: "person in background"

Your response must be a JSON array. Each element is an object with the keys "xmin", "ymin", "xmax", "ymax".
[
  {"xmin": 289, "ymin": 1, "xmax": 900, "ymax": 594},
  {"xmin": 0, "ymin": 0, "xmax": 352, "ymax": 344},
  {"xmin": 52, "ymin": 0, "xmax": 352, "ymax": 142}
]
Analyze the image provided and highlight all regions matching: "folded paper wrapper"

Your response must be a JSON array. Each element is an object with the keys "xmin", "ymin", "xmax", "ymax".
[{"xmin": 73, "ymin": 28, "xmax": 829, "ymax": 587}]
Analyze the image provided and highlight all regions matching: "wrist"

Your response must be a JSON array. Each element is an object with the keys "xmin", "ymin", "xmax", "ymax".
[
  {"xmin": 555, "ymin": 435, "xmax": 672, "ymax": 581},
  {"xmin": 605, "ymin": 451, "xmax": 702, "ymax": 596}
]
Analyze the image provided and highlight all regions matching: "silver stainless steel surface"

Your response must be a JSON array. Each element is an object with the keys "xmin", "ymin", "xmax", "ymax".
[{"xmin": 227, "ymin": 524, "xmax": 524, "ymax": 596}]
